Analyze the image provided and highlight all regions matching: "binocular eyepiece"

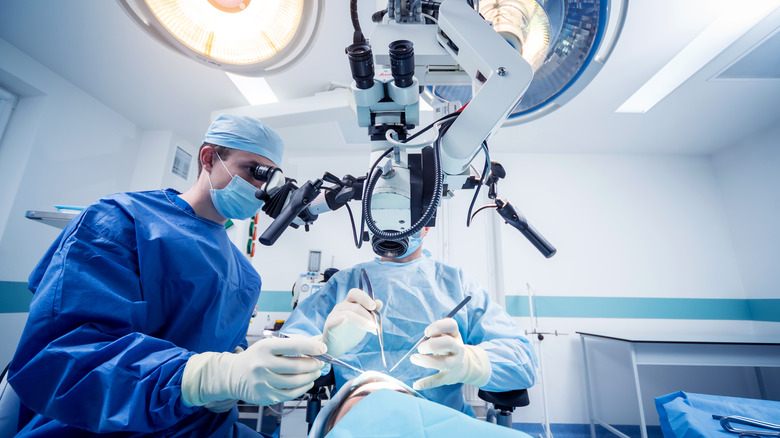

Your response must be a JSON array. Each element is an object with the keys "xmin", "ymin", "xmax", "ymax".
[
  {"xmin": 389, "ymin": 40, "xmax": 415, "ymax": 88},
  {"xmin": 250, "ymin": 164, "xmax": 282, "ymax": 182},
  {"xmin": 346, "ymin": 43, "xmax": 375, "ymax": 90},
  {"xmin": 346, "ymin": 40, "xmax": 415, "ymax": 89}
]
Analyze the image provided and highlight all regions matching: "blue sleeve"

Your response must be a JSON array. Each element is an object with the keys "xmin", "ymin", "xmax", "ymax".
[
  {"xmin": 461, "ymin": 274, "xmax": 538, "ymax": 392},
  {"xmin": 8, "ymin": 206, "xmax": 198, "ymax": 433}
]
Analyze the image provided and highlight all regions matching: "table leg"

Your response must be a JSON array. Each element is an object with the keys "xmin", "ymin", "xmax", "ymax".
[
  {"xmin": 580, "ymin": 335, "xmax": 597, "ymax": 438},
  {"xmin": 629, "ymin": 345, "xmax": 648, "ymax": 438},
  {"xmin": 755, "ymin": 367, "xmax": 767, "ymax": 400}
]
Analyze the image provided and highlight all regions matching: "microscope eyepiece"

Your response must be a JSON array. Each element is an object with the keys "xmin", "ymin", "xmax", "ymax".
[
  {"xmin": 389, "ymin": 40, "xmax": 415, "ymax": 88},
  {"xmin": 346, "ymin": 43, "xmax": 375, "ymax": 90},
  {"xmin": 251, "ymin": 164, "xmax": 282, "ymax": 182}
]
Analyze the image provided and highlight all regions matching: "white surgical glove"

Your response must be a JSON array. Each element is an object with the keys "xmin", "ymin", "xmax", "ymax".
[
  {"xmin": 181, "ymin": 337, "xmax": 325, "ymax": 407},
  {"xmin": 199, "ymin": 346, "xmax": 244, "ymax": 413},
  {"xmin": 410, "ymin": 318, "xmax": 491, "ymax": 391},
  {"xmin": 320, "ymin": 288, "xmax": 383, "ymax": 358},
  {"xmin": 202, "ymin": 398, "xmax": 238, "ymax": 413}
]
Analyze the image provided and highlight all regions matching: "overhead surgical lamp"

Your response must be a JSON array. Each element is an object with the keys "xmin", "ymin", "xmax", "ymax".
[
  {"xmin": 117, "ymin": 0, "xmax": 323, "ymax": 75},
  {"xmin": 431, "ymin": 0, "xmax": 628, "ymax": 123}
]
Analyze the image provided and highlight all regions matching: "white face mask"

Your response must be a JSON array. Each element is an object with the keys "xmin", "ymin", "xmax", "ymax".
[{"xmin": 207, "ymin": 154, "xmax": 265, "ymax": 220}]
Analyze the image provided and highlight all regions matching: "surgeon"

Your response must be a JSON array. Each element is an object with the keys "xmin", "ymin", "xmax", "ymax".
[
  {"xmin": 6, "ymin": 114, "xmax": 326, "ymax": 437},
  {"xmin": 282, "ymin": 228, "xmax": 538, "ymax": 415}
]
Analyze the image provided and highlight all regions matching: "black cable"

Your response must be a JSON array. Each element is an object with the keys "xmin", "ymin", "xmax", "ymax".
[
  {"xmin": 349, "ymin": 147, "xmax": 394, "ymax": 250},
  {"xmin": 344, "ymin": 202, "xmax": 362, "ymax": 248},
  {"xmin": 404, "ymin": 112, "xmax": 460, "ymax": 143},
  {"xmin": 363, "ymin": 118, "xmax": 455, "ymax": 241},
  {"xmin": 466, "ymin": 141, "xmax": 490, "ymax": 227},
  {"xmin": 358, "ymin": 112, "xmax": 461, "ymax": 245},
  {"xmin": 469, "ymin": 204, "xmax": 498, "ymax": 223},
  {"xmin": 350, "ymin": 0, "xmax": 365, "ymax": 44}
]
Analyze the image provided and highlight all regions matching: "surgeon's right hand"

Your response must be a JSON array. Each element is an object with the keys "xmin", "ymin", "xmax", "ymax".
[
  {"xmin": 321, "ymin": 288, "xmax": 383, "ymax": 358},
  {"xmin": 181, "ymin": 336, "xmax": 326, "ymax": 407}
]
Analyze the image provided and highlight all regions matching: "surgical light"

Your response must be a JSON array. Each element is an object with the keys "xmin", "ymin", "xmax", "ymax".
[
  {"xmin": 432, "ymin": 0, "xmax": 627, "ymax": 123},
  {"xmin": 478, "ymin": 0, "xmax": 551, "ymax": 71},
  {"xmin": 117, "ymin": 0, "xmax": 323, "ymax": 75}
]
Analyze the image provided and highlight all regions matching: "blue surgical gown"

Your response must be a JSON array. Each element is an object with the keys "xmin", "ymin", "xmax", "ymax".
[
  {"xmin": 282, "ymin": 253, "xmax": 538, "ymax": 415},
  {"xmin": 8, "ymin": 189, "xmax": 265, "ymax": 437}
]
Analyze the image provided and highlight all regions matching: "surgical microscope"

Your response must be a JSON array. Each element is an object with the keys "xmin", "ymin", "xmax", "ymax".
[{"xmin": 253, "ymin": 0, "xmax": 557, "ymax": 260}]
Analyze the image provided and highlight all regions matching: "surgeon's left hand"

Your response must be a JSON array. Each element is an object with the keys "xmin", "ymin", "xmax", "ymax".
[{"xmin": 410, "ymin": 318, "xmax": 491, "ymax": 391}]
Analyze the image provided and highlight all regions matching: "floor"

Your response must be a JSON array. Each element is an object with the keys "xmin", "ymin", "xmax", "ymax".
[
  {"xmin": 239, "ymin": 416, "xmax": 666, "ymax": 438},
  {"xmin": 513, "ymin": 423, "xmax": 665, "ymax": 438}
]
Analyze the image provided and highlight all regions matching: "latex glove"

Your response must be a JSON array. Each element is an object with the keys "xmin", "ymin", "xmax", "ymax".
[
  {"xmin": 410, "ymin": 318, "xmax": 491, "ymax": 391},
  {"xmin": 202, "ymin": 398, "xmax": 238, "ymax": 413},
  {"xmin": 321, "ymin": 288, "xmax": 383, "ymax": 358},
  {"xmin": 199, "ymin": 346, "xmax": 245, "ymax": 413},
  {"xmin": 181, "ymin": 337, "xmax": 325, "ymax": 407}
]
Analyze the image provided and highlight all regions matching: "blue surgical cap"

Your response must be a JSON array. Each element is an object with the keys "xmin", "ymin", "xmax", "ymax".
[{"xmin": 204, "ymin": 114, "xmax": 284, "ymax": 166}]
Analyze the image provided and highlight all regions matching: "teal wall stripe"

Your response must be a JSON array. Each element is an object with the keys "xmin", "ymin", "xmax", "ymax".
[
  {"xmin": 748, "ymin": 299, "xmax": 780, "ymax": 322},
  {"xmin": 2, "ymin": 280, "xmax": 778, "ymax": 321},
  {"xmin": 257, "ymin": 290, "xmax": 294, "ymax": 312},
  {"xmin": 505, "ymin": 296, "xmax": 757, "ymax": 320},
  {"xmin": 0, "ymin": 281, "xmax": 33, "ymax": 313}
]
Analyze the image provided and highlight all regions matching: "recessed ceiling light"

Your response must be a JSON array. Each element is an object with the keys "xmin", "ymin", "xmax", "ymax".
[
  {"xmin": 225, "ymin": 73, "xmax": 279, "ymax": 105},
  {"xmin": 616, "ymin": 1, "xmax": 780, "ymax": 113}
]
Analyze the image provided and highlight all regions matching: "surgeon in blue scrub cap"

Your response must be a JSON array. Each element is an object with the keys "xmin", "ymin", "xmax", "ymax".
[
  {"xmin": 6, "ymin": 114, "xmax": 326, "ymax": 437},
  {"xmin": 282, "ymin": 228, "xmax": 539, "ymax": 416}
]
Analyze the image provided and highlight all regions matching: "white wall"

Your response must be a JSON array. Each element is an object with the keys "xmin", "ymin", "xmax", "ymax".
[
  {"xmin": 129, "ymin": 130, "xmax": 197, "ymax": 193},
  {"xmin": 0, "ymin": 38, "xmax": 141, "ymax": 369},
  {"xmin": 487, "ymin": 151, "xmax": 775, "ymax": 426},
  {"xmin": 712, "ymin": 124, "xmax": 780, "ymax": 300},
  {"xmin": 495, "ymin": 153, "xmax": 744, "ymax": 299}
]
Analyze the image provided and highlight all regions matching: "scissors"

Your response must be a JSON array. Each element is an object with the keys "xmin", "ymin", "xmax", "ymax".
[
  {"xmin": 714, "ymin": 415, "xmax": 780, "ymax": 437},
  {"xmin": 360, "ymin": 268, "xmax": 386, "ymax": 368},
  {"xmin": 273, "ymin": 332, "xmax": 364, "ymax": 374}
]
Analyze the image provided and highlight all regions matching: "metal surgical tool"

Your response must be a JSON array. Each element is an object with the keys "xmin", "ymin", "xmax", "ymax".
[
  {"xmin": 714, "ymin": 415, "xmax": 780, "ymax": 437},
  {"xmin": 274, "ymin": 332, "xmax": 364, "ymax": 374},
  {"xmin": 388, "ymin": 295, "xmax": 472, "ymax": 373},
  {"xmin": 360, "ymin": 268, "xmax": 386, "ymax": 368}
]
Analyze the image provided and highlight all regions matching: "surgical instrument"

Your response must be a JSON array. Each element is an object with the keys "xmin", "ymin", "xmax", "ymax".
[
  {"xmin": 714, "ymin": 415, "xmax": 780, "ymax": 437},
  {"xmin": 388, "ymin": 295, "xmax": 472, "ymax": 373},
  {"xmin": 274, "ymin": 332, "xmax": 364, "ymax": 374},
  {"xmin": 360, "ymin": 268, "xmax": 386, "ymax": 368}
]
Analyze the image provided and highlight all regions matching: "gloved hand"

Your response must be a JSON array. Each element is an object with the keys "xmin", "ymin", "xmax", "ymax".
[
  {"xmin": 200, "ymin": 346, "xmax": 244, "ymax": 413},
  {"xmin": 320, "ymin": 288, "xmax": 383, "ymax": 358},
  {"xmin": 202, "ymin": 398, "xmax": 238, "ymax": 413},
  {"xmin": 181, "ymin": 336, "xmax": 325, "ymax": 407},
  {"xmin": 410, "ymin": 318, "xmax": 491, "ymax": 391}
]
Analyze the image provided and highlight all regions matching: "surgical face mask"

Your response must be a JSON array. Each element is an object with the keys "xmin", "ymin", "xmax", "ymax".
[
  {"xmin": 393, "ymin": 236, "xmax": 423, "ymax": 260},
  {"xmin": 208, "ymin": 154, "xmax": 265, "ymax": 220}
]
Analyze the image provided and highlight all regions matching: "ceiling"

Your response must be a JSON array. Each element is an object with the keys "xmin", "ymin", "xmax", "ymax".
[{"xmin": 0, "ymin": 0, "xmax": 778, "ymax": 155}]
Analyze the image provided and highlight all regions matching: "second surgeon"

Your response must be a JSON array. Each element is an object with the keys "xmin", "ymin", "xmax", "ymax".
[{"xmin": 282, "ymin": 227, "xmax": 539, "ymax": 415}]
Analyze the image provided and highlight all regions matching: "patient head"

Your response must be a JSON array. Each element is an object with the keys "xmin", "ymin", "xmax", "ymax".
[{"xmin": 309, "ymin": 371, "xmax": 423, "ymax": 437}]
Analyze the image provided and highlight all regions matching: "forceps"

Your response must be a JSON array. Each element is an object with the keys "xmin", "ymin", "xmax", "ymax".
[
  {"xmin": 714, "ymin": 415, "xmax": 780, "ymax": 437},
  {"xmin": 273, "ymin": 332, "xmax": 364, "ymax": 374},
  {"xmin": 360, "ymin": 268, "xmax": 387, "ymax": 368},
  {"xmin": 388, "ymin": 295, "xmax": 472, "ymax": 373}
]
